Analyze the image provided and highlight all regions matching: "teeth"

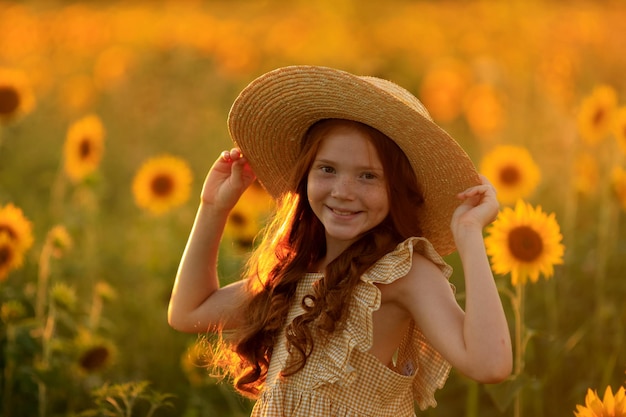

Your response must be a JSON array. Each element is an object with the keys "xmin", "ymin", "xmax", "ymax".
[{"xmin": 332, "ymin": 208, "xmax": 354, "ymax": 216}]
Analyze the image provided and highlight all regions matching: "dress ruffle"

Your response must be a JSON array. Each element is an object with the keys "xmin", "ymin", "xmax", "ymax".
[
  {"xmin": 254, "ymin": 237, "xmax": 453, "ymax": 416},
  {"xmin": 309, "ymin": 237, "xmax": 452, "ymax": 408}
]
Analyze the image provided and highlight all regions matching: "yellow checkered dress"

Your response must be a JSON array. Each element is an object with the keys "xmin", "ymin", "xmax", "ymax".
[{"xmin": 251, "ymin": 237, "xmax": 453, "ymax": 417}]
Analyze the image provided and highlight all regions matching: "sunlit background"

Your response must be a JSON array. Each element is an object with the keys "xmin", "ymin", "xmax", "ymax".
[{"xmin": 1, "ymin": 1, "xmax": 625, "ymax": 416}]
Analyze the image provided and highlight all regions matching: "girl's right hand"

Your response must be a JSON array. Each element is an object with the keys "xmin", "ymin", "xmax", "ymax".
[{"xmin": 201, "ymin": 148, "xmax": 257, "ymax": 211}]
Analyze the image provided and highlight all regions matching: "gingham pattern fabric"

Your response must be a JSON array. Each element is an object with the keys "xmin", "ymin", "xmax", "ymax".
[{"xmin": 251, "ymin": 237, "xmax": 453, "ymax": 417}]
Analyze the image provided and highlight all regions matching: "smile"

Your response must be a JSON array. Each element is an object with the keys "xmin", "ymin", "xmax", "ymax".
[{"xmin": 330, "ymin": 207, "xmax": 359, "ymax": 216}]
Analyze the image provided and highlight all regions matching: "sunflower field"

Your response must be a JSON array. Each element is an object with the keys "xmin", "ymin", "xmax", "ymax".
[{"xmin": 1, "ymin": 0, "xmax": 625, "ymax": 416}]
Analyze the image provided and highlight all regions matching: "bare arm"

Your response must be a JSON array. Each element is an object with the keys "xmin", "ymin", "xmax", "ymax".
[
  {"xmin": 395, "ymin": 176, "xmax": 512, "ymax": 383},
  {"xmin": 167, "ymin": 149, "xmax": 256, "ymax": 333}
]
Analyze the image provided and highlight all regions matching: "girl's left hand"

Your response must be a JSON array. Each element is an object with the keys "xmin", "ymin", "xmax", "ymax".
[{"xmin": 451, "ymin": 175, "xmax": 499, "ymax": 235}]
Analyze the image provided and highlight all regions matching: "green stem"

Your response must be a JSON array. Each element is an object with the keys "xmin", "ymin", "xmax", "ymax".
[
  {"xmin": 146, "ymin": 404, "xmax": 158, "ymax": 417},
  {"xmin": 2, "ymin": 324, "xmax": 16, "ymax": 417},
  {"xmin": 36, "ymin": 241, "xmax": 52, "ymax": 320},
  {"xmin": 465, "ymin": 379, "xmax": 479, "ymax": 417},
  {"xmin": 49, "ymin": 162, "xmax": 67, "ymax": 221},
  {"xmin": 89, "ymin": 289, "xmax": 103, "ymax": 331},
  {"xmin": 513, "ymin": 283, "xmax": 525, "ymax": 417},
  {"xmin": 593, "ymin": 141, "xmax": 618, "ymax": 360},
  {"xmin": 38, "ymin": 382, "xmax": 47, "ymax": 417},
  {"xmin": 36, "ymin": 234, "xmax": 56, "ymax": 417},
  {"xmin": 38, "ymin": 297, "xmax": 56, "ymax": 417}
]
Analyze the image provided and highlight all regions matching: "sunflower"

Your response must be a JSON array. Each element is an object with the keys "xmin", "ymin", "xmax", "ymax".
[
  {"xmin": 93, "ymin": 45, "xmax": 133, "ymax": 90},
  {"xmin": 74, "ymin": 330, "xmax": 116, "ymax": 375},
  {"xmin": 419, "ymin": 59, "xmax": 469, "ymax": 123},
  {"xmin": 613, "ymin": 106, "xmax": 626, "ymax": 156},
  {"xmin": 574, "ymin": 386, "xmax": 626, "ymax": 417},
  {"xmin": 50, "ymin": 282, "xmax": 78, "ymax": 312},
  {"xmin": 94, "ymin": 280, "xmax": 117, "ymax": 302},
  {"xmin": 224, "ymin": 181, "xmax": 273, "ymax": 250},
  {"xmin": 479, "ymin": 145, "xmax": 542, "ymax": 206},
  {"xmin": 45, "ymin": 225, "xmax": 72, "ymax": 259},
  {"xmin": 0, "ymin": 67, "xmax": 36, "ymax": 123},
  {"xmin": 78, "ymin": 345, "xmax": 113, "ymax": 373},
  {"xmin": 577, "ymin": 85, "xmax": 618, "ymax": 146},
  {"xmin": 63, "ymin": 114, "xmax": 105, "ymax": 183},
  {"xmin": 485, "ymin": 200, "xmax": 564, "ymax": 286},
  {"xmin": 0, "ymin": 300, "xmax": 27, "ymax": 323},
  {"xmin": 0, "ymin": 233, "xmax": 23, "ymax": 281},
  {"xmin": 132, "ymin": 155, "xmax": 193, "ymax": 215},
  {"xmin": 612, "ymin": 166, "xmax": 626, "ymax": 211},
  {"xmin": 0, "ymin": 203, "xmax": 34, "ymax": 252},
  {"xmin": 463, "ymin": 83, "xmax": 506, "ymax": 140}
]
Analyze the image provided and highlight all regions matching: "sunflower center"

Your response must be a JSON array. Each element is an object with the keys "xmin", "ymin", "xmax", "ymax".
[
  {"xmin": 499, "ymin": 165, "xmax": 520, "ymax": 186},
  {"xmin": 0, "ymin": 86, "xmax": 20, "ymax": 116},
  {"xmin": 150, "ymin": 174, "xmax": 174, "ymax": 197},
  {"xmin": 0, "ymin": 226, "xmax": 17, "ymax": 241},
  {"xmin": 229, "ymin": 211, "xmax": 247, "ymax": 228},
  {"xmin": 508, "ymin": 225, "xmax": 543, "ymax": 262},
  {"xmin": 592, "ymin": 108, "xmax": 606, "ymax": 127},
  {"xmin": 79, "ymin": 346, "xmax": 110, "ymax": 372},
  {"xmin": 234, "ymin": 237, "xmax": 254, "ymax": 249},
  {"xmin": 0, "ymin": 245, "xmax": 12, "ymax": 266},
  {"xmin": 79, "ymin": 138, "xmax": 92, "ymax": 158}
]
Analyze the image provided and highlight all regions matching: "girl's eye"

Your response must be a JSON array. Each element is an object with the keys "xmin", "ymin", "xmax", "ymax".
[
  {"xmin": 320, "ymin": 166, "xmax": 335, "ymax": 174},
  {"xmin": 361, "ymin": 172, "xmax": 377, "ymax": 180}
]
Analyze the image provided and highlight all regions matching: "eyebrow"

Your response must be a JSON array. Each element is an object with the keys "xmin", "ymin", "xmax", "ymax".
[{"xmin": 313, "ymin": 158, "xmax": 384, "ymax": 172}]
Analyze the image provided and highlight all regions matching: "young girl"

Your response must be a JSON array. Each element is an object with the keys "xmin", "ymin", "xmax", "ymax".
[{"xmin": 168, "ymin": 66, "xmax": 512, "ymax": 416}]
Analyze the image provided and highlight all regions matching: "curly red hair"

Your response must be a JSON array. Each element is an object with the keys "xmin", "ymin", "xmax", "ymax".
[{"xmin": 210, "ymin": 119, "xmax": 424, "ymax": 398}]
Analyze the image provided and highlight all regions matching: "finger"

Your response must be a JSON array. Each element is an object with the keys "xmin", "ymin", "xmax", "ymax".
[
  {"xmin": 229, "ymin": 148, "xmax": 243, "ymax": 160},
  {"xmin": 230, "ymin": 153, "xmax": 254, "ymax": 179},
  {"xmin": 457, "ymin": 185, "xmax": 486, "ymax": 199},
  {"xmin": 221, "ymin": 148, "xmax": 244, "ymax": 162},
  {"xmin": 459, "ymin": 181, "xmax": 497, "ymax": 197},
  {"xmin": 478, "ymin": 174, "xmax": 494, "ymax": 187},
  {"xmin": 221, "ymin": 150, "xmax": 233, "ymax": 162}
]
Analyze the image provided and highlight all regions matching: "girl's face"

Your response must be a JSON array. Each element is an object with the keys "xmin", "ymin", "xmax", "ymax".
[{"xmin": 307, "ymin": 123, "xmax": 390, "ymax": 257}]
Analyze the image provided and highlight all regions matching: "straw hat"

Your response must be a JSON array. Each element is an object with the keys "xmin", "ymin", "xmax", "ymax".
[{"xmin": 228, "ymin": 65, "xmax": 479, "ymax": 256}]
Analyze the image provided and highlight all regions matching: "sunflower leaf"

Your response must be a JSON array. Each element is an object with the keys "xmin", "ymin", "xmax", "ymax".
[{"xmin": 484, "ymin": 373, "xmax": 537, "ymax": 412}]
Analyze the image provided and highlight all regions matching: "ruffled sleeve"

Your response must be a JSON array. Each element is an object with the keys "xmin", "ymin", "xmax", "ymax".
[
  {"xmin": 271, "ymin": 237, "xmax": 453, "ymax": 411},
  {"xmin": 360, "ymin": 237, "xmax": 453, "ymax": 410}
]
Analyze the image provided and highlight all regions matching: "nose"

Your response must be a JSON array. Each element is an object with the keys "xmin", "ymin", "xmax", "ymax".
[{"xmin": 331, "ymin": 176, "xmax": 355, "ymax": 199}]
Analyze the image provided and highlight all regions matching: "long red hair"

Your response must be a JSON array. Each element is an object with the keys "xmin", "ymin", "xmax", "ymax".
[{"xmin": 210, "ymin": 119, "xmax": 424, "ymax": 398}]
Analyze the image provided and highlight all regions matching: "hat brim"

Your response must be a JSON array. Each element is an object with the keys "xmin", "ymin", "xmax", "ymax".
[{"xmin": 228, "ymin": 65, "xmax": 479, "ymax": 256}]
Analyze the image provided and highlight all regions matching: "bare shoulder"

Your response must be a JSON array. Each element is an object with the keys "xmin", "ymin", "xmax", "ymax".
[{"xmin": 380, "ymin": 251, "xmax": 448, "ymax": 304}]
